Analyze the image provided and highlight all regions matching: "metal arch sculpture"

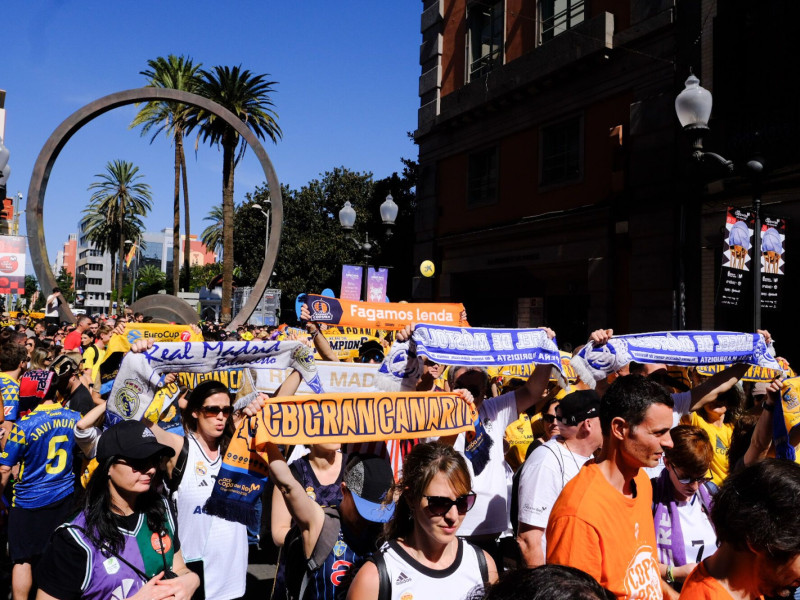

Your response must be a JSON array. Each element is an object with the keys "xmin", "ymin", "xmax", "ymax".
[{"xmin": 25, "ymin": 87, "xmax": 282, "ymax": 330}]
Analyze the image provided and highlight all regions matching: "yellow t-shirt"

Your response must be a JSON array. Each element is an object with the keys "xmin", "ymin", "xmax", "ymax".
[
  {"xmin": 685, "ymin": 412, "xmax": 733, "ymax": 486},
  {"xmin": 504, "ymin": 413, "xmax": 534, "ymax": 470}
]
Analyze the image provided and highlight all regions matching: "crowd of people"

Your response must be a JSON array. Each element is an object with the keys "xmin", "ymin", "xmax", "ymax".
[{"xmin": 0, "ymin": 296, "xmax": 797, "ymax": 600}]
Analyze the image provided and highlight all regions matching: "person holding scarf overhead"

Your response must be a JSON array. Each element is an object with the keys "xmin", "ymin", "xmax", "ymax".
[
  {"xmin": 398, "ymin": 325, "xmax": 557, "ymax": 571},
  {"xmin": 651, "ymin": 425, "xmax": 718, "ymax": 592}
]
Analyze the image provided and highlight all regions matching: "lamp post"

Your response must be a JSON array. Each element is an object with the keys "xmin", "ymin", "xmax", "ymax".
[
  {"xmin": 675, "ymin": 73, "xmax": 765, "ymax": 330},
  {"xmin": 251, "ymin": 201, "xmax": 271, "ymax": 265},
  {"xmin": 338, "ymin": 194, "xmax": 399, "ymax": 301}
]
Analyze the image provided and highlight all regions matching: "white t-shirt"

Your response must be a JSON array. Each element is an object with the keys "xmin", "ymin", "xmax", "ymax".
[
  {"xmin": 450, "ymin": 391, "xmax": 517, "ymax": 537},
  {"xmin": 517, "ymin": 438, "xmax": 592, "ymax": 555},
  {"xmin": 675, "ymin": 493, "xmax": 718, "ymax": 565},
  {"xmin": 174, "ymin": 433, "xmax": 248, "ymax": 600},
  {"xmin": 45, "ymin": 293, "xmax": 61, "ymax": 318}
]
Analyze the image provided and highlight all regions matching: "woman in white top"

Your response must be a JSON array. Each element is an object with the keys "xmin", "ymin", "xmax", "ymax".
[
  {"xmin": 348, "ymin": 442, "xmax": 498, "ymax": 600},
  {"xmin": 650, "ymin": 424, "xmax": 718, "ymax": 592}
]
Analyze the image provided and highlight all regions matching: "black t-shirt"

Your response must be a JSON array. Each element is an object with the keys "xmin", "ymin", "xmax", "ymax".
[
  {"xmin": 67, "ymin": 384, "xmax": 94, "ymax": 417},
  {"xmin": 36, "ymin": 509, "xmax": 181, "ymax": 599}
]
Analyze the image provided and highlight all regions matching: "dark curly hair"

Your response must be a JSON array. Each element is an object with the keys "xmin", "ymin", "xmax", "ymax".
[{"xmin": 711, "ymin": 458, "xmax": 800, "ymax": 562}]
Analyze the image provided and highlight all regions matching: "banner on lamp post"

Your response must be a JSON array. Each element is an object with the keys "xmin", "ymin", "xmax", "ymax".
[
  {"xmin": 717, "ymin": 208, "xmax": 754, "ymax": 309},
  {"xmin": 760, "ymin": 216, "xmax": 786, "ymax": 311},
  {"xmin": 340, "ymin": 265, "xmax": 363, "ymax": 301},
  {"xmin": 366, "ymin": 267, "xmax": 389, "ymax": 303}
]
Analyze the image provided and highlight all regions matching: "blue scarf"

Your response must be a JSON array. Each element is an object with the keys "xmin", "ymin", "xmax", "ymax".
[
  {"xmin": 412, "ymin": 325, "xmax": 561, "ymax": 368},
  {"xmin": 571, "ymin": 331, "xmax": 779, "ymax": 388}
]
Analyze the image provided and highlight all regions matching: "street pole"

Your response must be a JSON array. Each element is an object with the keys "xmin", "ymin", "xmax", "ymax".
[{"xmin": 748, "ymin": 159, "xmax": 764, "ymax": 331}]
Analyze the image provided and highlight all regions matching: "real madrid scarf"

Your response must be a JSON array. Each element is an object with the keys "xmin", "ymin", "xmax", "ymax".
[
  {"xmin": 106, "ymin": 341, "xmax": 324, "ymax": 426},
  {"xmin": 204, "ymin": 391, "xmax": 478, "ymax": 526},
  {"xmin": 571, "ymin": 331, "xmax": 780, "ymax": 389}
]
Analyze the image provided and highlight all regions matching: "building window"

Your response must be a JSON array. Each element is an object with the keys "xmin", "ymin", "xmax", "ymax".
[
  {"xmin": 87, "ymin": 278, "xmax": 102, "ymax": 286},
  {"xmin": 467, "ymin": 146, "xmax": 499, "ymax": 206},
  {"xmin": 540, "ymin": 0, "xmax": 585, "ymax": 43},
  {"xmin": 540, "ymin": 115, "xmax": 582, "ymax": 187},
  {"xmin": 88, "ymin": 263, "xmax": 103, "ymax": 271},
  {"xmin": 467, "ymin": 1, "xmax": 504, "ymax": 81}
]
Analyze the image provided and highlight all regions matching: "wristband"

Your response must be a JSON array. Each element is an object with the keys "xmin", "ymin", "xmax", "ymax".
[
  {"xmin": 310, "ymin": 330, "xmax": 320, "ymax": 340},
  {"xmin": 763, "ymin": 402, "xmax": 776, "ymax": 412},
  {"xmin": 665, "ymin": 565, "xmax": 674, "ymax": 584}
]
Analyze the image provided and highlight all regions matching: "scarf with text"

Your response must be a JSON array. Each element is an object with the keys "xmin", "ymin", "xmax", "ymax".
[
  {"xmin": 204, "ymin": 391, "xmax": 477, "ymax": 526},
  {"xmin": 412, "ymin": 325, "xmax": 561, "ymax": 368},
  {"xmin": 105, "ymin": 341, "xmax": 324, "ymax": 426},
  {"xmin": 571, "ymin": 331, "xmax": 779, "ymax": 389}
]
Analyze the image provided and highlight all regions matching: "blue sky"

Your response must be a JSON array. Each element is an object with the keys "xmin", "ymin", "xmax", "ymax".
[{"xmin": 2, "ymin": 1, "xmax": 421, "ymax": 275}]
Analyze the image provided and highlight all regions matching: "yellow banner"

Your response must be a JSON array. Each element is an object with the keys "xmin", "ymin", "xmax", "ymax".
[
  {"xmin": 9, "ymin": 311, "xmax": 45, "ymax": 319},
  {"xmin": 322, "ymin": 333, "xmax": 381, "ymax": 361},
  {"xmin": 488, "ymin": 351, "xmax": 578, "ymax": 383},
  {"xmin": 695, "ymin": 360, "xmax": 790, "ymax": 382},
  {"xmin": 259, "ymin": 392, "xmax": 477, "ymax": 444}
]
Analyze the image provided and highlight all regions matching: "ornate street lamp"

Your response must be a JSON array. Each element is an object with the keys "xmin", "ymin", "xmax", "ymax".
[{"xmin": 675, "ymin": 73, "xmax": 764, "ymax": 330}]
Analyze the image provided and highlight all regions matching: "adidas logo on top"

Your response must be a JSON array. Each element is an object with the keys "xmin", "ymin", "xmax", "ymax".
[
  {"xmin": 142, "ymin": 429, "xmax": 155, "ymax": 439},
  {"xmin": 395, "ymin": 572, "xmax": 412, "ymax": 585}
]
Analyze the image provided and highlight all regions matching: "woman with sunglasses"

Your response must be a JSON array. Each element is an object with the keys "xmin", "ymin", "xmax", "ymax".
[
  {"xmin": 146, "ymin": 379, "xmax": 250, "ymax": 600},
  {"xmin": 348, "ymin": 442, "xmax": 498, "ymax": 600},
  {"xmin": 36, "ymin": 420, "xmax": 199, "ymax": 600},
  {"xmin": 651, "ymin": 425, "xmax": 718, "ymax": 592}
]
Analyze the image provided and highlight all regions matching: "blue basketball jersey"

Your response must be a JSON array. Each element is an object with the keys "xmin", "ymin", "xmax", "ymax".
[
  {"xmin": 0, "ymin": 372, "xmax": 20, "ymax": 421},
  {"xmin": 302, "ymin": 526, "xmax": 363, "ymax": 600},
  {"xmin": 0, "ymin": 404, "xmax": 80, "ymax": 508}
]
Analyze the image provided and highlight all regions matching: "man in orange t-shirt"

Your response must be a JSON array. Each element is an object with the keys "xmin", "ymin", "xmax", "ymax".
[{"xmin": 546, "ymin": 375, "xmax": 676, "ymax": 599}]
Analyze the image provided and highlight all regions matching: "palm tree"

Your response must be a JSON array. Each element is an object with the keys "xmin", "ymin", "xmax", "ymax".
[
  {"xmin": 82, "ymin": 160, "xmax": 152, "ymax": 315},
  {"xmin": 200, "ymin": 203, "xmax": 238, "ymax": 257},
  {"xmin": 186, "ymin": 65, "xmax": 282, "ymax": 323},
  {"xmin": 131, "ymin": 54, "xmax": 201, "ymax": 295}
]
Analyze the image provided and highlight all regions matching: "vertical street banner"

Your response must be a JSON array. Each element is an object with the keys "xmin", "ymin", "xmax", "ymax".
[
  {"xmin": 366, "ymin": 267, "xmax": 389, "ymax": 303},
  {"xmin": 760, "ymin": 216, "xmax": 786, "ymax": 310},
  {"xmin": 717, "ymin": 208, "xmax": 754, "ymax": 309},
  {"xmin": 340, "ymin": 265, "xmax": 363, "ymax": 301},
  {"xmin": 0, "ymin": 236, "xmax": 26, "ymax": 294}
]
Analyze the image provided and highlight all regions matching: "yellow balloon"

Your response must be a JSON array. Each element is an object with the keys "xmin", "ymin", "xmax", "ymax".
[{"xmin": 420, "ymin": 260, "xmax": 435, "ymax": 277}]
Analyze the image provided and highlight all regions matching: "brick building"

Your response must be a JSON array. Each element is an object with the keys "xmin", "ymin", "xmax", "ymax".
[{"xmin": 413, "ymin": 0, "xmax": 800, "ymax": 349}]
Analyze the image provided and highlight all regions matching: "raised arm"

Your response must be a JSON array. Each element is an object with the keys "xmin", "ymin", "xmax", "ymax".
[
  {"xmin": 515, "ymin": 327, "xmax": 557, "ymax": 414},
  {"xmin": 301, "ymin": 304, "xmax": 338, "ymax": 362},
  {"xmin": 265, "ymin": 442, "xmax": 325, "ymax": 559}
]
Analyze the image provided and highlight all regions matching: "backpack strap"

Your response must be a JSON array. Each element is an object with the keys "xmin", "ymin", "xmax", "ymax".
[
  {"xmin": 167, "ymin": 436, "xmax": 190, "ymax": 494},
  {"xmin": 371, "ymin": 549, "xmax": 391, "ymax": 600},
  {"xmin": 468, "ymin": 541, "xmax": 489, "ymax": 584}
]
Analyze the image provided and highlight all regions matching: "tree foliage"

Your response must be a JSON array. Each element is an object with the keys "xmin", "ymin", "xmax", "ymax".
[
  {"xmin": 238, "ymin": 161, "xmax": 418, "ymax": 320},
  {"xmin": 132, "ymin": 54, "xmax": 202, "ymax": 294},
  {"xmin": 55, "ymin": 267, "xmax": 76, "ymax": 304},
  {"xmin": 185, "ymin": 65, "xmax": 282, "ymax": 323}
]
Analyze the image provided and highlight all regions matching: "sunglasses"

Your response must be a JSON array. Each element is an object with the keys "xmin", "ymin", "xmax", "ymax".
[
  {"xmin": 423, "ymin": 493, "xmax": 476, "ymax": 516},
  {"xmin": 542, "ymin": 414, "xmax": 558, "ymax": 424},
  {"xmin": 360, "ymin": 351, "xmax": 384, "ymax": 363},
  {"xmin": 200, "ymin": 405, "xmax": 233, "ymax": 417},
  {"xmin": 670, "ymin": 464, "xmax": 712, "ymax": 485}
]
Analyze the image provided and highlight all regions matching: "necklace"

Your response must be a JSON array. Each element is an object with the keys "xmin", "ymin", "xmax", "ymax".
[{"xmin": 561, "ymin": 439, "xmax": 583, "ymax": 472}]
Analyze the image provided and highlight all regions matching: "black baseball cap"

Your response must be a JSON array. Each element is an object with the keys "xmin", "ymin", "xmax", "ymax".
[
  {"xmin": 343, "ymin": 454, "xmax": 395, "ymax": 522},
  {"xmin": 96, "ymin": 420, "xmax": 175, "ymax": 463},
  {"xmin": 557, "ymin": 390, "xmax": 601, "ymax": 426}
]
